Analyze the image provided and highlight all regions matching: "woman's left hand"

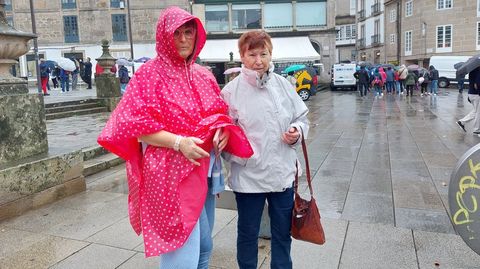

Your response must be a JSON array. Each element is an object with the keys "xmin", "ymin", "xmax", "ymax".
[
  {"xmin": 282, "ymin": 127, "xmax": 300, "ymax": 145},
  {"xmin": 214, "ymin": 128, "xmax": 230, "ymax": 155}
]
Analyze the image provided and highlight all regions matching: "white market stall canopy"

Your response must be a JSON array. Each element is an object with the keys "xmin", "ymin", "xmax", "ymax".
[{"xmin": 199, "ymin": 36, "xmax": 320, "ymax": 63}]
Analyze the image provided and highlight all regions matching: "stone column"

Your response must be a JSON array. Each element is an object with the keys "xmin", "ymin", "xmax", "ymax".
[
  {"xmin": 95, "ymin": 39, "xmax": 121, "ymax": 111},
  {"xmin": 0, "ymin": 0, "xmax": 47, "ymax": 165}
]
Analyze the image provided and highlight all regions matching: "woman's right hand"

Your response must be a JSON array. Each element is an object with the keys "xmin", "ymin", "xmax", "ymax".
[{"xmin": 179, "ymin": 137, "xmax": 210, "ymax": 166}]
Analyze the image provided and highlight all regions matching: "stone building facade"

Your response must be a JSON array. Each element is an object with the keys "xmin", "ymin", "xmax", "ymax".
[
  {"xmin": 384, "ymin": 0, "xmax": 480, "ymax": 67},
  {"xmin": 335, "ymin": 0, "xmax": 357, "ymax": 63},
  {"xmin": 5, "ymin": 0, "xmax": 189, "ymax": 78},
  {"xmin": 356, "ymin": 0, "xmax": 385, "ymax": 64}
]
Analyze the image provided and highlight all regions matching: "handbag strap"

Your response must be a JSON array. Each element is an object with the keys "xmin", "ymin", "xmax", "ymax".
[{"xmin": 294, "ymin": 133, "xmax": 313, "ymax": 197}]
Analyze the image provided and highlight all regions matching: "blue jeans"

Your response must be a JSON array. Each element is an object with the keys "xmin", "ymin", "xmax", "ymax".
[
  {"xmin": 159, "ymin": 192, "xmax": 215, "ymax": 269},
  {"xmin": 61, "ymin": 78, "xmax": 70, "ymax": 92},
  {"xmin": 430, "ymin": 80, "xmax": 438, "ymax": 94},
  {"xmin": 386, "ymin": 81, "xmax": 395, "ymax": 93},
  {"xmin": 235, "ymin": 187, "xmax": 294, "ymax": 269}
]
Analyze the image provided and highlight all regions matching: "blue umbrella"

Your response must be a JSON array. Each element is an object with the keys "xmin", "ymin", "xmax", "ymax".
[
  {"xmin": 45, "ymin": 60, "xmax": 57, "ymax": 70},
  {"xmin": 284, "ymin": 64, "xmax": 306, "ymax": 74}
]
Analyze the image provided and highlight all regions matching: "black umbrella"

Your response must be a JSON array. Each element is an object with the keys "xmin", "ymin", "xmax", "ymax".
[
  {"xmin": 454, "ymin": 62, "xmax": 464, "ymax": 70},
  {"xmin": 456, "ymin": 55, "xmax": 480, "ymax": 77}
]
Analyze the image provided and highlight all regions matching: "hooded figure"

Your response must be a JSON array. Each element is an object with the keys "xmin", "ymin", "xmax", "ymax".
[{"xmin": 98, "ymin": 7, "xmax": 252, "ymax": 259}]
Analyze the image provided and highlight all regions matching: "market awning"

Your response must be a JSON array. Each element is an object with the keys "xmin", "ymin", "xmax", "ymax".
[{"xmin": 199, "ymin": 36, "xmax": 320, "ymax": 63}]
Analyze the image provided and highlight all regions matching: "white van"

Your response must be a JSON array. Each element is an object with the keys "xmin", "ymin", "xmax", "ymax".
[
  {"xmin": 429, "ymin": 56, "xmax": 471, "ymax": 88},
  {"xmin": 330, "ymin": 63, "xmax": 357, "ymax": 90}
]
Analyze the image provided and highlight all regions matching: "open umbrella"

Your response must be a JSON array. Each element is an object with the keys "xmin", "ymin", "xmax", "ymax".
[
  {"xmin": 456, "ymin": 55, "xmax": 480, "ymax": 77},
  {"xmin": 454, "ymin": 62, "xmax": 465, "ymax": 70},
  {"xmin": 134, "ymin": 57, "xmax": 151, "ymax": 63},
  {"xmin": 407, "ymin": 64, "xmax": 420, "ymax": 70},
  {"xmin": 44, "ymin": 60, "xmax": 57, "ymax": 70},
  {"xmin": 116, "ymin": 58, "xmax": 134, "ymax": 66},
  {"xmin": 284, "ymin": 64, "xmax": 306, "ymax": 74},
  {"xmin": 223, "ymin": 67, "xmax": 242, "ymax": 75},
  {"xmin": 54, "ymin": 57, "xmax": 76, "ymax": 71}
]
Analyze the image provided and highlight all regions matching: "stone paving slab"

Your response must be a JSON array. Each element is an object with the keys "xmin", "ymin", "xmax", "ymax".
[{"xmin": 339, "ymin": 222, "xmax": 418, "ymax": 269}]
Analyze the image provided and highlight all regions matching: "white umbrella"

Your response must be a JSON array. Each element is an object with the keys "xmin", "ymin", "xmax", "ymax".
[
  {"xmin": 55, "ymin": 57, "xmax": 76, "ymax": 71},
  {"xmin": 223, "ymin": 67, "xmax": 242, "ymax": 75}
]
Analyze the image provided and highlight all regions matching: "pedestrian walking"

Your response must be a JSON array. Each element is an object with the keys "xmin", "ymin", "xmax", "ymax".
[
  {"xmin": 221, "ymin": 30, "xmax": 309, "ymax": 269},
  {"xmin": 97, "ymin": 6, "xmax": 252, "ymax": 268},
  {"xmin": 118, "ymin": 65, "xmax": 129, "ymax": 94},
  {"xmin": 59, "ymin": 68, "xmax": 70, "ymax": 92},
  {"xmin": 51, "ymin": 65, "xmax": 60, "ymax": 89},
  {"xmin": 39, "ymin": 58, "xmax": 50, "ymax": 96},
  {"xmin": 457, "ymin": 67, "xmax": 480, "ymax": 134},
  {"xmin": 429, "ymin": 65, "xmax": 439, "ymax": 95},
  {"xmin": 71, "ymin": 58, "xmax": 79, "ymax": 91},
  {"xmin": 405, "ymin": 70, "xmax": 417, "ymax": 96},
  {"xmin": 385, "ymin": 67, "xmax": 395, "ymax": 94},
  {"xmin": 398, "ymin": 64, "xmax": 408, "ymax": 94},
  {"xmin": 419, "ymin": 70, "xmax": 429, "ymax": 96},
  {"xmin": 372, "ymin": 71, "xmax": 383, "ymax": 97},
  {"xmin": 354, "ymin": 66, "xmax": 369, "ymax": 97},
  {"xmin": 83, "ymin": 57, "xmax": 93, "ymax": 89}
]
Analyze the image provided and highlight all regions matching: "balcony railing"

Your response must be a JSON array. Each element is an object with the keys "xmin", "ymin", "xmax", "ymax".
[
  {"xmin": 371, "ymin": 3, "xmax": 381, "ymax": 16},
  {"xmin": 371, "ymin": 34, "xmax": 381, "ymax": 46},
  {"xmin": 358, "ymin": 10, "xmax": 366, "ymax": 21},
  {"xmin": 358, "ymin": 38, "xmax": 366, "ymax": 49}
]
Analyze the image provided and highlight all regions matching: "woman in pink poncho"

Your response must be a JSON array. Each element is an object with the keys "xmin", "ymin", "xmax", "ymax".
[{"xmin": 98, "ymin": 7, "xmax": 252, "ymax": 268}]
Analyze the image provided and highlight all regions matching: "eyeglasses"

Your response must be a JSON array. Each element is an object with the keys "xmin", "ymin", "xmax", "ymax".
[{"xmin": 174, "ymin": 28, "xmax": 196, "ymax": 40}]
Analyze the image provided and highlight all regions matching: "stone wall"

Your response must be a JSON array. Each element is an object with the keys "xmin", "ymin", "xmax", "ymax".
[{"xmin": 0, "ymin": 83, "xmax": 48, "ymax": 166}]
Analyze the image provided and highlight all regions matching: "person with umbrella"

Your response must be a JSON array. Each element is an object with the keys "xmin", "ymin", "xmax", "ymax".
[
  {"xmin": 457, "ymin": 67, "xmax": 480, "ymax": 134},
  {"xmin": 118, "ymin": 64, "xmax": 130, "ymax": 94}
]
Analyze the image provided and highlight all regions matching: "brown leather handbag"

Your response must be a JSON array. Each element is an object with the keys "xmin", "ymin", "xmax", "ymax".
[{"xmin": 291, "ymin": 135, "xmax": 326, "ymax": 245}]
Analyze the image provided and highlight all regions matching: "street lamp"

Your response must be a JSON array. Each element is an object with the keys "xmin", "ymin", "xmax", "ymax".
[
  {"xmin": 126, "ymin": 0, "xmax": 135, "ymax": 73},
  {"xmin": 28, "ymin": 0, "xmax": 41, "ymax": 93}
]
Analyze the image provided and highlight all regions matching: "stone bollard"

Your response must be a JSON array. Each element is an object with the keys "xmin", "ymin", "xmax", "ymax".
[{"xmin": 95, "ymin": 39, "xmax": 121, "ymax": 111}]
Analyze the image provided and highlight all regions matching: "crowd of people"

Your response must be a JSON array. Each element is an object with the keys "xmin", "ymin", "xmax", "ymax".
[
  {"xmin": 38, "ymin": 57, "xmax": 93, "ymax": 96},
  {"xmin": 353, "ymin": 64, "xmax": 441, "ymax": 98},
  {"xmin": 98, "ymin": 6, "xmax": 309, "ymax": 269}
]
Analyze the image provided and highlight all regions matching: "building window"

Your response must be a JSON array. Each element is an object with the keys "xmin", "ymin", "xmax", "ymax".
[
  {"xmin": 390, "ymin": 9, "xmax": 396, "ymax": 22},
  {"xmin": 477, "ymin": 22, "xmax": 480, "ymax": 49},
  {"xmin": 350, "ymin": 0, "xmax": 356, "ymax": 15},
  {"xmin": 336, "ymin": 24, "xmax": 356, "ymax": 41},
  {"xmin": 390, "ymin": 34, "xmax": 396, "ymax": 44},
  {"xmin": 63, "ymin": 16, "xmax": 79, "ymax": 43},
  {"xmin": 232, "ymin": 4, "xmax": 261, "ymax": 30},
  {"xmin": 5, "ymin": 0, "xmax": 12, "ymax": 11},
  {"xmin": 437, "ymin": 0, "xmax": 452, "ymax": 10},
  {"xmin": 264, "ymin": 3, "xmax": 292, "ymax": 30},
  {"xmin": 111, "ymin": 0, "xmax": 124, "ymax": 8},
  {"xmin": 405, "ymin": 31, "xmax": 412, "ymax": 55},
  {"xmin": 205, "ymin": 5, "xmax": 229, "ymax": 32},
  {"xmin": 405, "ymin": 1, "xmax": 413, "ymax": 17},
  {"xmin": 296, "ymin": 1, "xmax": 327, "ymax": 28},
  {"xmin": 62, "ymin": 0, "xmax": 77, "ymax": 9},
  {"xmin": 437, "ymin": 24, "xmax": 452, "ymax": 52},
  {"xmin": 6, "ymin": 16, "xmax": 13, "ymax": 27},
  {"xmin": 112, "ymin": 14, "xmax": 127, "ymax": 41}
]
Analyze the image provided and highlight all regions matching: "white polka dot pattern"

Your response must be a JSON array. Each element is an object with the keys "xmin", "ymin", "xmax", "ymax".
[{"xmin": 96, "ymin": 6, "xmax": 246, "ymax": 258}]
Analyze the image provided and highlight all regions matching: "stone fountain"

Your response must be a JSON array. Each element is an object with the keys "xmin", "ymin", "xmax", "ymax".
[
  {"xmin": 0, "ymin": 0, "xmax": 85, "ymax": 221},
  {"xmin": 95, "ymin": 39, "xmax": 121, "ymax": 111}
]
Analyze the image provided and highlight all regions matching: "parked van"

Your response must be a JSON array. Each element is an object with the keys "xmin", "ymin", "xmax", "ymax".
[
  {"xmin": 429, "ymin": 56, "xmax": 471, "ymax": 88},
  {"xmin": 330, "ymin": 63, "xmax": 357, "ymax": 90}
]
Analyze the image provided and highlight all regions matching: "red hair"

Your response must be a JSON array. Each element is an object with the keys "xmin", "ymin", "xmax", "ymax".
[{"xmin": 238, "ymin": 30, "xmax": 273, "ymax": 56}]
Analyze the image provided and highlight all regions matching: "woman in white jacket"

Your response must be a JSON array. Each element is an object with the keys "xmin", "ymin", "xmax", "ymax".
[{"xmin": 221, "ymin": 30, "xmax": 309, "ymax": 269}]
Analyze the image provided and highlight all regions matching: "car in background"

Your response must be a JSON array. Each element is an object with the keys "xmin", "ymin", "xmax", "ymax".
[
  {"xmin": 330, "ymin": 63, "xmax": 357, "ymax": 91},
  {"xmin": 429, "ymin": 56, "xmax": 471, "ymax": 88}
]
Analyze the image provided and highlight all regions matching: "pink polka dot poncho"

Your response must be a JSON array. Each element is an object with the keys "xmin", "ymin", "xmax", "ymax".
[{"xmin": 97, "ymin": 7, "xmax": 253, "ymax": 257}]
